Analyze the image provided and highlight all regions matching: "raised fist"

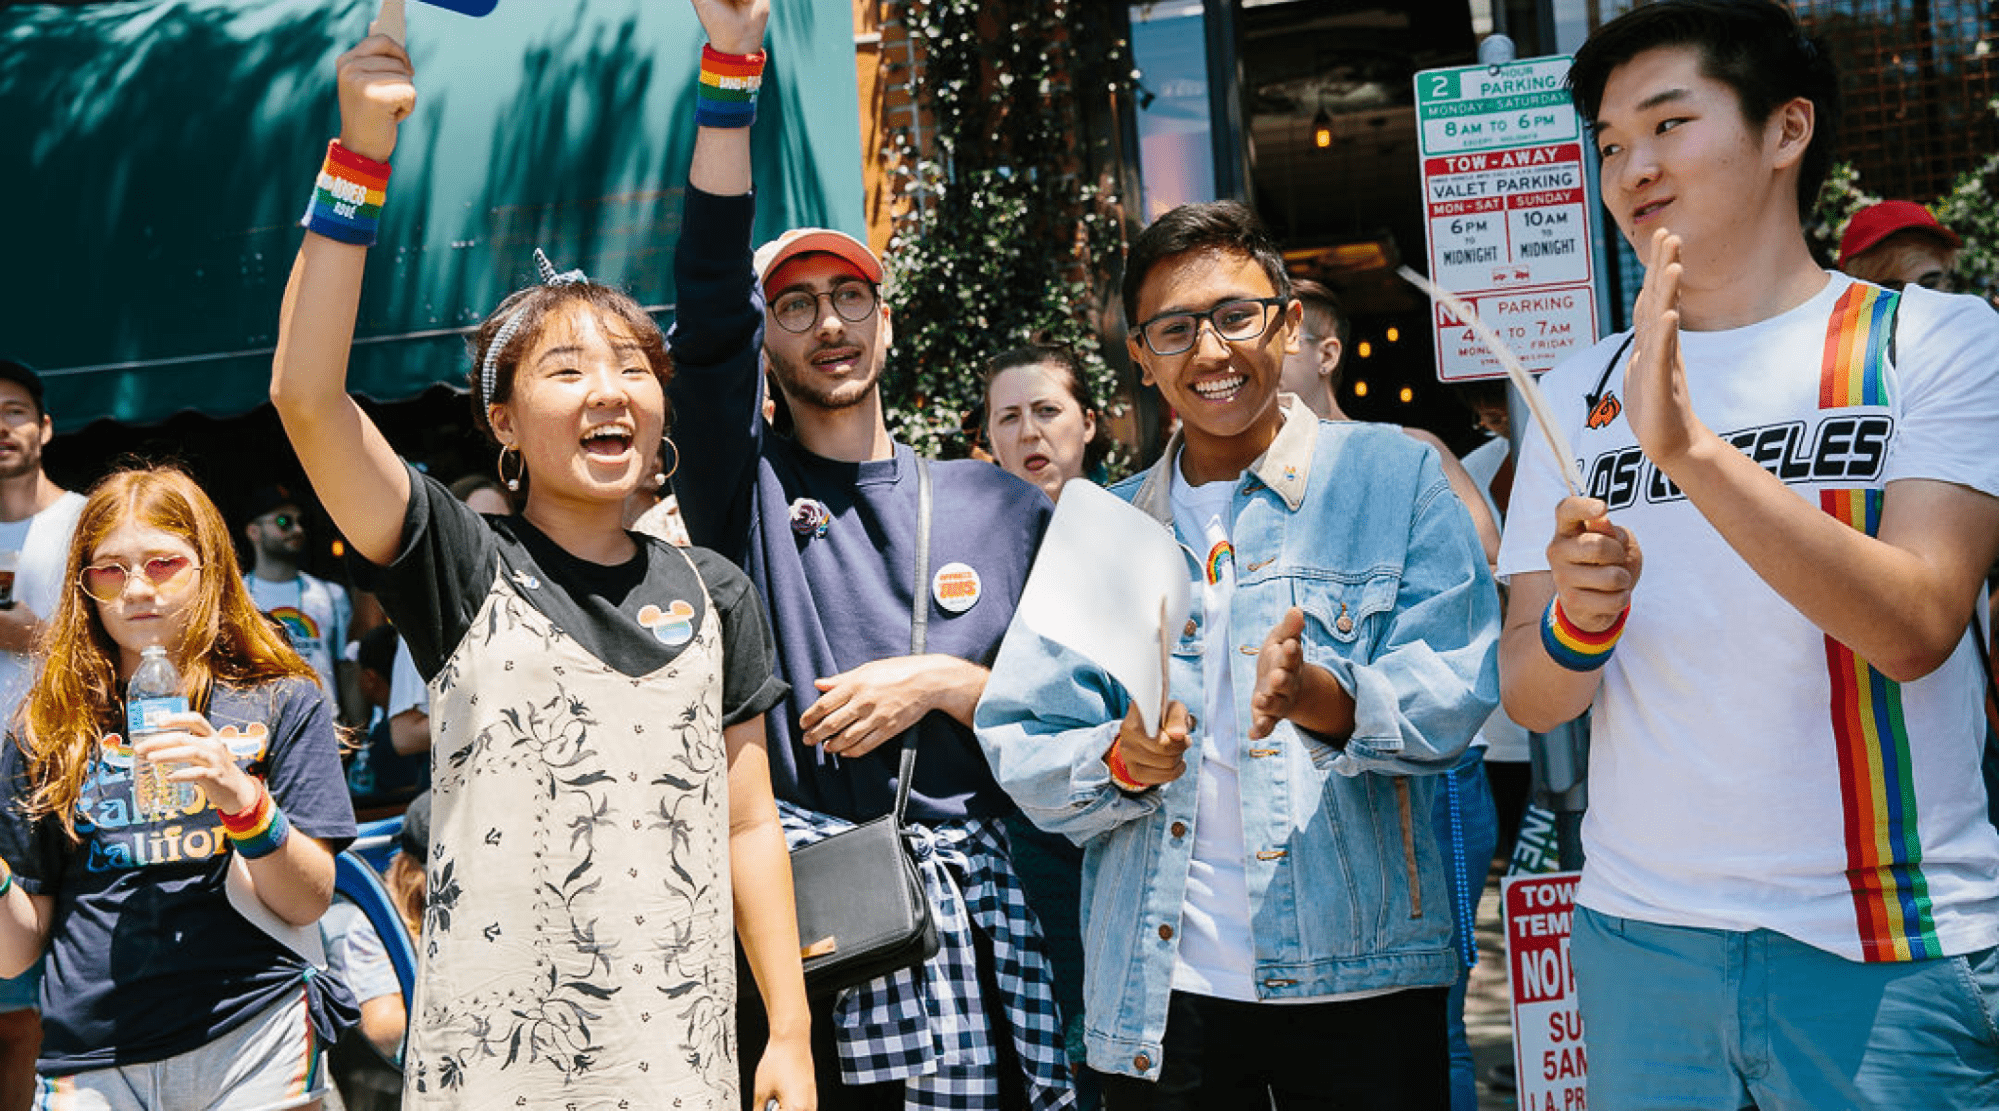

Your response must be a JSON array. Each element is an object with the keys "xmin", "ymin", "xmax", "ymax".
[{"xmin": 335, "ymin": 34, "xmax": 416, "ymax": 164}]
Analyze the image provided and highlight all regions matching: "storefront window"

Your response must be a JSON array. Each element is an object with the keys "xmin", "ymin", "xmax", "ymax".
[{"xmin": 1130, "ymin": 1, "xmax": 1217, "ymax": 220}]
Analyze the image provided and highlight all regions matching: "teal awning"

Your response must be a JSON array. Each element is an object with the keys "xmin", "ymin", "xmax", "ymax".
[{"xmin": 2, "ymin": 0, "xmax": 865, "ymax": 428}]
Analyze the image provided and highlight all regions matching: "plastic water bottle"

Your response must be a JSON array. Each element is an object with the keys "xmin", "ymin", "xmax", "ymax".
[
  {"xmin": 127, "ymin": 644, "xmax": 194, "ymax": 821},
  {"xmin": 347, "ymin": 735, "xmax": 376, "ymax": 797}
]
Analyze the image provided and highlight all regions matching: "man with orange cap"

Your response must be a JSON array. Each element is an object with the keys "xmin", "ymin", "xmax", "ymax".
[{"xmin": 663, "ymin": 2, "xmax": 1072, "ymax": 1107}]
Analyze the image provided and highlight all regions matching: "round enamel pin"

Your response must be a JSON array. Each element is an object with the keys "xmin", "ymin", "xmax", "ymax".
[{"xmin": 931, "ymin": 562, "xmax": 982, "ymax": 613}]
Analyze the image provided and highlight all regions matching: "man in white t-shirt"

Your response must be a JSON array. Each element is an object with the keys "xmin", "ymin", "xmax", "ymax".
[
  {"xmin": 241, "ymin": 484, "xmax": 353, "ymax": 721},
  {"xmin": 0, "ymin": 358, "xmax": 84, "ymax": 1108},
  {"xmin": 1496, "ymin": 4, "xmax": 1999, "ymax": 1107}
]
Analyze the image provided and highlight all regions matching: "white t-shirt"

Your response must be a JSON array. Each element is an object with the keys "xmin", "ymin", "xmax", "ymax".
[
  {"xmin": 386, "ymin": 638, "xmax": 429, "ymax": 721},
  {"xmin": 1497, "ymin": 273, "xmax": 1999, "ymax": 962},
  {"xmin": 0, "ymin": 490, "xmax": 85, "ymax": 721},
  {"xmin": 246, "ymin": 571, "xmax": 351, "ymax": 697},
  {"xmin": 1168, "ymin": 470, "xmax": 1254, "ymax": 1000},
  {"xmin": 1166, "ymin": 465, "xmax": 1397, "ymax": 1004}
]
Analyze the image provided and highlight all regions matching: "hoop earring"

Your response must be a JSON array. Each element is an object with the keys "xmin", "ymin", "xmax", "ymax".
[
  {"xmin": 497, "ymin": 445, "xmax": 525, "ymax": 492},
  {"xmin": 654, "ymin": 435, "xmax": 679, "ymax": 488}
]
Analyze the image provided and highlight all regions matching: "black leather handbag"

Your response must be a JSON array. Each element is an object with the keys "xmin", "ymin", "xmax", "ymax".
[{"xmin": 788, "ymin": 459, "xmax": 941, "ymax": 994}]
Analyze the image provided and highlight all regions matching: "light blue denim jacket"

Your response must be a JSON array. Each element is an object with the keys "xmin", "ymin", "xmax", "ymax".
[{"xmin": 974, "ymin": 398, "xmax": 1501, "ymax": 1079}]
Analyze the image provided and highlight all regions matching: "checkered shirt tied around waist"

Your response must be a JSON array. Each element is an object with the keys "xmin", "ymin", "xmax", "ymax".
[{"xmin": 776, "ymin": 803, "xmax": 1076, "ymax": 1110}]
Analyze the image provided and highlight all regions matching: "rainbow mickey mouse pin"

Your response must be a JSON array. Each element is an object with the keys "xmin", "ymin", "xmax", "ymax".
[{"xmin": 637, "ymin": 600, "xmax": 697, "ymax": 646}]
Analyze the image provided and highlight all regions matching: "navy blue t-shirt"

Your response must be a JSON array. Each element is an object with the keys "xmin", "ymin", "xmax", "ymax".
[
  {"xmin": 0, "ymin": 677, "xmax": 356, "ymax": 1071},
  {"xmin": 667, "ymin": 186, "xmax": 1053, "ymax": 824}
]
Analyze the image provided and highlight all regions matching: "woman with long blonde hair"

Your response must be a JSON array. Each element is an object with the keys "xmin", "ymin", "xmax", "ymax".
[{"xmin": 0, "ymin": 466, "xmax": 355, "ymax": 1110}]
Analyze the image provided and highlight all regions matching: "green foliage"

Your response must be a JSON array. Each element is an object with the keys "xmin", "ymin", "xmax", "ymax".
[
  {"xmin": 1804, "ymin": 161, "xmax": 1878, "ymax": 264},
  {"xmin": 1809, "ymin": 98, "xmax": 1999, "ymax": 299},
  {"xmin": 879, "ymin": 0, "xmax": 1129, "ymax": 466}
]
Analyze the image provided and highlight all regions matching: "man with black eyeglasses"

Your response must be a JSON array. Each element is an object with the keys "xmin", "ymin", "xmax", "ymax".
[
  {"xmin": 241, "ymin": 484, "xmax": 354, "ymax": 723},
  {"xmin": 978, "ymin": 199, "xmax": 1498, "ymax": 1109},
  {"xmin": 665, "ymin": 5, "xmax": 1069, "ymax": 1105}
]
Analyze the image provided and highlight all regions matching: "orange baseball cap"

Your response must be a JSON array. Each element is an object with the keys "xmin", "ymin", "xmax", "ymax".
[{"xmin": 753, "ymin": 228, "xmax": 884, "ymax": 296}]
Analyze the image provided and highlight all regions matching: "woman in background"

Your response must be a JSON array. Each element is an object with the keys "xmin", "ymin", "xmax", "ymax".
[
  {"xmin": 980, "ymin": 343, "xmax": 1109, "ymax": 1105},
  {"xmin": 982, "ymin": 345, "xmax": 1111, "ymax": 506}
]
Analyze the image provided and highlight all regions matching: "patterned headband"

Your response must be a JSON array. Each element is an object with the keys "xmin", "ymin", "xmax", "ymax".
[{"xmin": 478, "ymin": 248, "xmax": 590, "ymax": 408}]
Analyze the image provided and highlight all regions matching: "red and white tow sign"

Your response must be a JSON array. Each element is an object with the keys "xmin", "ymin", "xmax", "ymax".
[
  {"xmin": 1504, "ymin": 871, "xmax": 1589, "ymax": 1110},
  {"xmin": 1414, "ymin": 57, "xmax": 1600, "ymax": 382}
]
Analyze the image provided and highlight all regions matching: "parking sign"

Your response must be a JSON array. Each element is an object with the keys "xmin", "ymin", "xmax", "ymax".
[{"xmin": 1415, "ymin": 57, "xmax": 1599, "ymax": 381}]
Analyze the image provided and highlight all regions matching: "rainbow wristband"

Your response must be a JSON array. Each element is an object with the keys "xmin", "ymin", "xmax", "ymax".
[
  {"xmin": 697, "ymin": 44, "xmax": 766, "ymax": 128},
  {"xmin": 1541, "ymin": 597, "xmax": 1629, "ymax": 672},
  {"xmin": 0, "ymin": 857, "xmax": 13, "ymax": 898},
  {"xmin": 300, "ymin": 139, "xmax": 391, "ymax": 246},
  {"xmin": 219, "ymin": 785, "xmax": 293, "ymax": 860},
  {"xmin": 1105, "ymin": 741, "xmax": 1151, "ymax": 794}
]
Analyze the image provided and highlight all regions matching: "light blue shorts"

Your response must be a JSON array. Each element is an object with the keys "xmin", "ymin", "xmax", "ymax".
[
  {"xmin": 0, "ymin": 959, "xmax": 42, "ymax": 1013},
  {"xmin": 34, "ymin": 990, "xmax": 328, "ymax": 1111},
  {"xmin": 1572, "ymin": 905, "xmax": 1999, "ymax": 1111}
]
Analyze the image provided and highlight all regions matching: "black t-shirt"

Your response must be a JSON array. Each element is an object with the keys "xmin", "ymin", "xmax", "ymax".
[
  {"xmin": 0, "ymin": 677, "xmax": 356, "ymax": 1071},
  {"xmin": 357, "ymin": 464, "xmax": 786, "ymax": 728}
]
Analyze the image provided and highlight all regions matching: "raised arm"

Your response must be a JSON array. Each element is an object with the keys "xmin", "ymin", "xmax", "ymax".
[
  {"xmin": 268, "ymin": 35, "xmax": 417, "ymax": 567},
  {"xmin": 667, "ymin": 0, "xmax": 771, "ymax": 558},
  {"xmin": 688, "ymin": 0, "xmax": 762, "ymax": 198}
]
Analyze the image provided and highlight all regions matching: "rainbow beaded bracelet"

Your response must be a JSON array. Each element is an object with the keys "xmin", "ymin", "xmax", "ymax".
[
  {"xmin": 218, "ymin": 784, "xmax": 293, "ymax": 860},
  {"xmin": 697, "ymin": 43, "xmax": 766, "ymax": 128},
  {"xmin": 1541, "ymin": 597, "xmax": 1629, "ymax": 672},
  {"xmin": 300, "ymin": 139, "xmax": 391, "ymax": 246}
]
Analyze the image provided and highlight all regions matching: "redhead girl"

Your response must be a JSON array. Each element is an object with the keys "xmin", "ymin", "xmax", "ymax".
[
  {"xmin": 0, "ymin": 466, "xmax": 357, "ymax": 1110},
  {"xmin": 267, "ymin": 3, "xmax": 813, "ymax": 1109}
]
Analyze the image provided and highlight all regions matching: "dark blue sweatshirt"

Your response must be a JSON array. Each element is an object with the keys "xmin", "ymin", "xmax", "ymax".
[{"xmin": 666, "ymin": 186, "xmax": 1051, "ymax": 824}]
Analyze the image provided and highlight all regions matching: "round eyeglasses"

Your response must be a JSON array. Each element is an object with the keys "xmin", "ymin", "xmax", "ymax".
[
  {"xmin": 770, "ymin": 281, "xmax": 878, "ymax": 334},
  {"xmin": 1135, "ymin": 297, "xmax": 1287, "ymax": 357},
  {"xmin": 78, "ymin": 555, "xmax": 202, "ymax": 603}
]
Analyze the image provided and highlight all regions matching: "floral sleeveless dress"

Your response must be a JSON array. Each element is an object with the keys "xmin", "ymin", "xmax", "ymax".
[{"xmin": 402, "ymin": 557, "xmax": 736, "ymax": 1110}]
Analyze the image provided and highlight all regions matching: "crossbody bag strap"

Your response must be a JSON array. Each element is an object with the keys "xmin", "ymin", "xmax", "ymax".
[{"xmin": 890, "ymin": 457, "xmax": 933, "ymax": 826}]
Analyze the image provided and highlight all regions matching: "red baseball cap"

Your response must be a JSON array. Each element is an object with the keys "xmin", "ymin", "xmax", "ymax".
[
  {"xmin": 1838, "ymin": 201, "xmax": 1961, "ymax": 267},
  {"xmin": 753, "ymin": 228, "xmax": 885, "ymax": 297}
]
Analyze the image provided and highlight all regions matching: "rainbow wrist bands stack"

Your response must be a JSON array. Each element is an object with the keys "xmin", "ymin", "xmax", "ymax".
[
  {"xmin": 697, "ymin": 44, "xmax": 766, "ymax": 128},
  {"xmin": 1105, "ymin": 741, "xmax": 1151, "ymax": 794},
  {"xmin": 219, "ymin": 784, "xmax": 293, "ymax": 860},
  {"xmin": 1542, "ymin": 597, "xmax": 1629, "ymax": 672},
  {"xmin": 300, "ymin": 140, "xmax": 391, "ymax": 246}
]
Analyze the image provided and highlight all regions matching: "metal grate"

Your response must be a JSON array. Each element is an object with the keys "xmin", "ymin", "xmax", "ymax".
[{"xmin": 1796, "ymin": 1, "xmax": 1999, "ymax": 202}]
